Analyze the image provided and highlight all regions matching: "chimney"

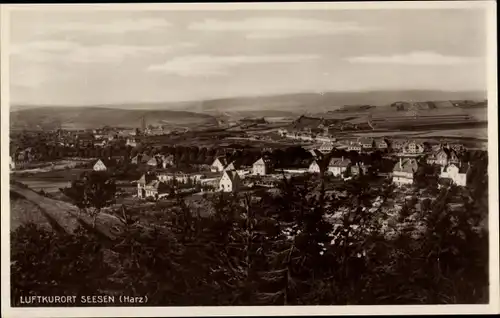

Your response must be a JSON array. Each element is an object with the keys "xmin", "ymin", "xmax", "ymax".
[
  {"xmin": 342, "ymin": 156, "xmax": 344, "ymax": 161},
  {"xmin": 399, "ymin": 157, "xmax": 402, "ymax": 169}
]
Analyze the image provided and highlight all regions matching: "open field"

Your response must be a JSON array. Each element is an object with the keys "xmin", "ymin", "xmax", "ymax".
[
  {"xmin": 10, "ymin": 107, "xmax": 217, "ymax": 130},
  {"xmin": 352, "ymin": 126, "xmax": 488, "ymax": 140},
  {"xmin": 11, "ymin": 159, "xmax": 93, "ymax": 174}
]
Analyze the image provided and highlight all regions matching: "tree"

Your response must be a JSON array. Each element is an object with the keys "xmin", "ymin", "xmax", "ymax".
[
  {"xmin": 11, "ymin": 223, "xmax": 113, "ymax": 305},
  {"xmin": 60, "ymin": 171, "xmax": 116, "ymax": 228}
]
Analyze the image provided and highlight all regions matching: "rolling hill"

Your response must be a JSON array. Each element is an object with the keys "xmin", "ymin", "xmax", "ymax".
[
  {"xmin": 10, "ymin": 107, "xmax": 218, "ymax": 130},
  {"xmin": 166, "ymin": 90, "xmax": 486, "ymax": 114},
  {"xmin": 10, "ymin": 90, "xmax": 487, "ymax": 130}
]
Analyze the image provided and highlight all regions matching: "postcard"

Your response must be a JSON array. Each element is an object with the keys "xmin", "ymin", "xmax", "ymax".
[{"xmin": 1, "ymin": 1, "xmax": 498, "ymax": 317}]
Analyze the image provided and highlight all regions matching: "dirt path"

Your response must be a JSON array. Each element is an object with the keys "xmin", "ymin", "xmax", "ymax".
[{"xmin": 10, "ymin": 185, "xmax": 127, "ymax": 240}]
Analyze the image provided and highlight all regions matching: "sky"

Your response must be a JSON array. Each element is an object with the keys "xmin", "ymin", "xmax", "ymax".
[{"xmin": 9, "ymin": 7, "xmax": 488, "ymax": 106}]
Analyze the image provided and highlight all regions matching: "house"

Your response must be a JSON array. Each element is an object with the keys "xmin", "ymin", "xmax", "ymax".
[
  {"xmin": 76, "ymin": 133, "xmax": 94, "ymax": 147},
  {"xmin": 439, "ymin": 162, "xmax": 470, "ymax": 187},
  {"xmin": 219, "ymin": 170, "xmax": 241, "ymax": 192},
  {"xmin": 358, "ymin": 137, "xmax": 374, "ymax": 150},
  {"xmin": 211, "ymin": 156, "xmax": 228, "ymax": 172},
  {"xmin": 157, "ymin": 173, "xmax": 204, "ymax": 185},
  {"xmin": 93, "ymin": 158, "xmax": 116, "ymax": 171},
  {"xmin": 142, "ymin": 180, "xmax": 169, "ymax": 199},
  {"xmin": 392, "ymin": 158, "xmax": 418, "ymax": 186},
  {"xmin": 137, "ymin": 173, "xmax": 158, "ymax": 198},
  {"xmin": 131, "ymin": 153, "xmax": 151, "ymax": 165},
  {"xmin": 147, "ymin": 156, "xmax": 162, "ymax": 168},
  {"xmin": 252, "ymin": 157, "xmax": 273, "ymax": 176},
  {"xmin": 161, "ymin": 154, "xmax": 175, "ymax": 168},
  {"xmin": 347, "ymin": 141, "xmax": 362, "ymax": 152},
  {"xmin": 224, "ymin": 161, "xmax": 239, "ymax": 172},
  {"xmin": 403, "ymin": 141, "xmax": 425, "ymax": 154},
  {"xmin": 351, "ymin": 162, "xmax": 369, "ymax": 176},
  {"xmin": 391, "ymin": 140, "xmax": 406, "ymax": 151},
  {"xmin": 327, "ymin": 157, "xmax": 351, "ymax": 177},
  {"xmin": 130, "ymin": 154, "xmax": 141, "ymax": 164},
  {"xmin": 375, "ymin": 139, "xmax": 389, "ymax": 150},
  {"xmin": 308, "ymin": 160, "xmax": 322, "ymax": 174},
  {"xmin": 426, "ymin": 147, "xmax": 459, "ymax": 166},
  {"xmin": 319, "ymin": 142, "xmax": 334, "ymax": 154}
]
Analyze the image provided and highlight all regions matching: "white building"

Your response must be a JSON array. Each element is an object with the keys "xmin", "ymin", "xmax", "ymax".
[
  {"xmin": 403, "ymin": 141, "xmax": 425, "ymax": 154},
  {"xmin": 157, "ymin": 173, "xmax": 204, "ymax": 185},
  {"xmin": 308, "ymin": 160, "xmax": 322, "ymax": 174},
  {"xmin": 427, "ymin": 147, "xmax": 459, "ymax": 167},
  {"xmin": 319, "ymin": 142, "xmax": 334, "ymax": 154},
  {"xmin": 93, "ymin": 158, "xmax": 114, "ymax": 171},
  {"xmin": 211, "ymin": 157, "xmax": 228, "ymax": 172},
  {"xmin": 252, "ymin": 157, "xmax": 273, "ymax": 176},
  {"xmin": 328, "ymin": 157, "xmax": 351, "ymax": 177},
  {"xmin": 147, "ymin": 156, "xmax": 161, "ymax": 168},
  {"xmin": 440, "ymin": 162, "xmax": 470, "ymax": 187},
  {"xmin": 347, "ymin": 142, "xmax": 362, "ymax": 152},
  {"xmin": 392, "ymin": 158, "xmax": 418, "ymax": 186},
  {"xmin": 219, "ymin": 170, "xmax": 241, "ymax": 192}
]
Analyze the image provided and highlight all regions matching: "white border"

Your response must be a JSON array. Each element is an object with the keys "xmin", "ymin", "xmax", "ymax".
[{"xmin": 1, "ymin": 2, "xmax": 498, "ymax": 317}]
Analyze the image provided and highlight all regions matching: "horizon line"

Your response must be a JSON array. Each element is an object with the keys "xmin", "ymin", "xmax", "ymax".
[{"xmin": 9, "ymin": 89, "xmax": 487, "ymax": 109}]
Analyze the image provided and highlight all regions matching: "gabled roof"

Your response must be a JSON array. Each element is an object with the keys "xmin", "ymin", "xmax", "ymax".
[
  {"xmin": 223, "ymin": 170, "xmax": 240, "ymax": 182},
  {"xmin": 95, "ymin": 158, "xmax": 117, "ymax": 167},
  {"xmin": 253, "ymin": 157, "xmax": 272, "ymax": 166},
  {"xmin": 145, "ymin": 180, "xmax": 167, "ymax": 189},
  {"xmin": 445, "ymin": 162, "xmax": 470, "ymax": 174},
  {"xmin": 328, "ymin": 157, "xmax": 351, "ymax": 167},
  {"xmin": 213, "ymin": 156, "xmax": 228, "ymax": 166},
  {"xmin": 309, "ymin": 160, "xmax": 321, "ymax": 167},
  {"xmin": 147, "ymin": 157, "xmax": 161, "ymax": 165},
  {"xmin": 393, "ymin": 159, "xmax": 418, "ymax": 173},
  {"xmin": 224, "ymin": 160, "xmax": 241, "ymax": 170}
]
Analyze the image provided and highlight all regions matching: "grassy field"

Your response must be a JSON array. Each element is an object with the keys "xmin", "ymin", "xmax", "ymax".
[
  {"xmin": 10, "ymin": 191, "xmax": 53, "ymax": 232},
  {"xmin": 353, "ymin": 127, "xmax": 487, "ymax": 139}
]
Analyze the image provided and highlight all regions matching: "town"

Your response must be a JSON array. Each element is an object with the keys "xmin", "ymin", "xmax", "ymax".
[
  {"xmin": 6, "ymin": 5, "xmax": 492, "ymax": 309},
  {"xmin": 10, "ymin": 109, "xmax": 483, "ymax": 198}
]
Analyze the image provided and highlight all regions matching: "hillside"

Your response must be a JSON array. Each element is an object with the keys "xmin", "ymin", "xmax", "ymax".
[
  {"xmin": 10, "ymin": 107, "xmax": 218, "ymax": 130},
  {"xmin": 12, "ymin": 90, "xmax": 486, "ymax": 114}
]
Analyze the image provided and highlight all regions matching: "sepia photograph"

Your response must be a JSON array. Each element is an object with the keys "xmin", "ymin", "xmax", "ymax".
[{"xmin": 1, "ymin": 1, "xmax": 498, "ymax": 317}]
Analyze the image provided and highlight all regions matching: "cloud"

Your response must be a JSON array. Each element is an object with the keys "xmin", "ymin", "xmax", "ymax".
[
  {"xmin": 36, "ymin": 18, "xmax": 172, "ymax": 34},
  {"xmin": 148, "ymin": 54, "xmax": 320, "ymax": 76},
  {"xmin": 346, "ymin": 51, "xmax": 482, "ymax": 65},
  {"xmin": 188, "ymin": 17, "xmax": 373, "ymax": 39},
  {"xmin": 10, "ymin": 41, "xmax": 197, "ymax": 64}
]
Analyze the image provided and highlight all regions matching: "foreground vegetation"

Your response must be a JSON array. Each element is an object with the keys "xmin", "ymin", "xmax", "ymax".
[{"xmin": 11, "ymin": 152, "xmax": 489, "ymax": 305}]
